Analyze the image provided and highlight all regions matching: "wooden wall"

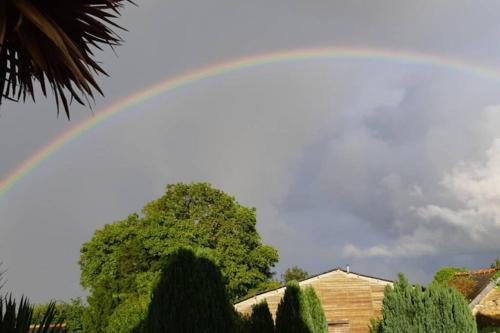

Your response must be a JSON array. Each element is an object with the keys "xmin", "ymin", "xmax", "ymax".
[{"xmin": 235, "ymin": 270, "xmax": 392, "ymax": 333}]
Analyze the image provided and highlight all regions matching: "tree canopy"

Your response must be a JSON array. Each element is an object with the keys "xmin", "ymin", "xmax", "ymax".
[
  {"xmin": 282, "ymin": 266, "xmax": 309, "ymax": 283},
  {"xmin": 79, "ymin": 182, "xmax": 279, "ymax": 332},
  {"xmin": 432, "ymin": 266, "xmax": 467, "ymax": 285}
]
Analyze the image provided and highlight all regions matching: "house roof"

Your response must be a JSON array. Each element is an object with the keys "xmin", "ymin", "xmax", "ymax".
[
  {"xmin": 235, "ymin": 267, "xmax": 393, "ymax": 304},
  {"xmin": 454, "ymin": 268, "xmax": 497, "ymax": 277},
  {"xmin": 469, "ymin": 276, "xmax": 500, "ymax": 310},
  {"xmin": 449, "ymin": 268, "xmax": 498, "ymax": 302}
]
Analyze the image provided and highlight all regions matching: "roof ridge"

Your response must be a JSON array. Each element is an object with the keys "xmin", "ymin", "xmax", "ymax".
[
  {"xmin": 234, "ymin": 267, "xmax": 392, "ymax": 304},
  {"xmin": 454, "ymin": 268, "xmax": 497, "ymax": 276}
]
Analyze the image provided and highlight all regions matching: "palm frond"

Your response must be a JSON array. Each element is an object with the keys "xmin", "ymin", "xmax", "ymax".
[
  {"xmin": 0, "ymin": 294, "xmax": 62, "ymax": 332},
  {"xmin": 0, "ymin": 262, "xmax": 5, "ymax": 291},
  {"xmin": 0, "ymin": 0, "xmax": 132, "ymax": 118}
]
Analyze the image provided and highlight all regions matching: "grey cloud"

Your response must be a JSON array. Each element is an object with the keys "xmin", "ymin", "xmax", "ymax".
[
  {"xmin": 2, "ymin": 0, "xmax": 500, "ymax": 302},
  {"xmin": 343, "ymin": 116, "xmax": 500, "ymax": 259}
]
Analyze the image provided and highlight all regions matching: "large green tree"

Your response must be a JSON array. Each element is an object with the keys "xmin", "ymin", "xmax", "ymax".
[{"xmin": 79, "ymin": 183, "xmax": 279, "ymax": 332}]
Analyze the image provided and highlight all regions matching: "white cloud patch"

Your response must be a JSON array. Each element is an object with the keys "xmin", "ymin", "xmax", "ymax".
[{"xmin": 344, "ymin": 137, "xmax": 500, "ymax": 258}]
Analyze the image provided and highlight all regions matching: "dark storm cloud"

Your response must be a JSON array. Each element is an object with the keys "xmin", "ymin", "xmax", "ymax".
[{"xmin": 1, "ymin": 1, "xmax": 500, "ymax": 302}]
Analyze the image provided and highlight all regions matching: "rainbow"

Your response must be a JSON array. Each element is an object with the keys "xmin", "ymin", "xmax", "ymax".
[{"xmin": 1, "ymin": 46, "xmax": 500, "ymax": 198}]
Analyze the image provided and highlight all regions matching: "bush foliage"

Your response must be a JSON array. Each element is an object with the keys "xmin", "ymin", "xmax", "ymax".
[
  {"xmin": 378, "ymin": 273, "xmax": 477, "ymax": 333},
  {"xmin": 33, "ymin": 298, "xmax": 86, "ymax": 333}
]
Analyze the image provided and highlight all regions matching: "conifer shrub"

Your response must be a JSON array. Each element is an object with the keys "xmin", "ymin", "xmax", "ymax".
[
  {"xmin": 234, "ymin": 312, "xmax": 251, "ymax": 333},
  {"xmin": 248, "ymin": 300, "xmax": 274, "ymax": 333},
  {"xmin": 422, "ymin": 282, "xmax": 477, "ymax": 333},
  {"xmin": 303, "ymin": 286, "xmax": 327, "ymax": 333},
  {"xmin": 378, "ymin": 273, "xmax": 477, "ymax": 333},
  {"xmin": 137, "ymin": 248, "xmax": 235, "ymax": 333},
  {"xmin": 369, "ymin": 318, "xmax": 382, "ymax": 333},
  {"xmin": 275, "ymin": 281, "xmax": 313, "ymax": 333}
]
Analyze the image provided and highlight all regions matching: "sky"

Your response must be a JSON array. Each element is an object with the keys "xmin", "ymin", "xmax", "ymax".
[{"xmin": 1, "ymin": 0, "xmax": 500, "ymax": 303}]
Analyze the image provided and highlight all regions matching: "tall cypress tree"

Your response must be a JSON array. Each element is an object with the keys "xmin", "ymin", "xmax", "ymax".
[
  {"xmin": 380, "ymin": 274, "xmax": 421, "ymax": 333},
  {"xmin": 275, "ymin": 281, "xmax": 313, "ymax": 333},
  {"xmin": 422, "ymin": 283, "xmax": 477, "ymax": 333},
  {"xmin": 303, "ymin": 287, "xmax": 327, "ymax": 333},
  {"xmin": 138, "ymin": 248, "xmax": 235, "ymax": 333},
  {"xmin": 248, "ymin": 301, "xmax": 274, "ymax": 333}
]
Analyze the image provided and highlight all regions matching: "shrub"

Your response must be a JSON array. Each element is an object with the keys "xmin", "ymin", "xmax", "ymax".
[
  {"xmin": 105, "ymin": 295, "xmax": 149, "ymax": 333},
  {"xmin": 378, "ymin": 273, "xmax": 477, "ymax": 333},
  {"xmin": 423, "ymin": 282, "xmax": 477, "ymax": 333},
  {"xmin": 303, "ymin": 286, "xmax": 327, "ymax": 333},
  {"xmin": 234, "ymin": 312, "xmax": 252, "ymax": 333},
  {"xmin": 491, "ymin": 270, "xmax": 500, "ymax": 286},
  {"xmin": 275, "ymin": 281, "xmax": 313, "ymax": 333},
  {"xmin": 432, "ymin": 266, "xmax": 467, "ymax": 285},
  {"xmin": 137, "ymin": 248, "xmax": 235, "ymax": 333},
  {"xmin": 248, "ymin": 301, "xmax": 274, "ymax": 333},
  {"xmin": 369, "ymin": 318, "xmax": 382, "ymax": 333},
  {"xmin": 33, "ymin": 298, "xmax": 86, "ymax": 333}
]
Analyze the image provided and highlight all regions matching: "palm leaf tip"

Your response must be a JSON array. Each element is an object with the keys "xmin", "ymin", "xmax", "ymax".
[{"xmin": 0, "ymin": 0, "xmax": 132, "ymax": 118}]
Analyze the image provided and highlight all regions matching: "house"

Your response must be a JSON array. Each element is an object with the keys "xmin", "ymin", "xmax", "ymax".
[
  {"xmin": 234, "ymin": 267, "xmax": 393, "ymax": 333},
  {"xmin": 449, "ymin": 268, "xmax": 500, "ymax": 329}
]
